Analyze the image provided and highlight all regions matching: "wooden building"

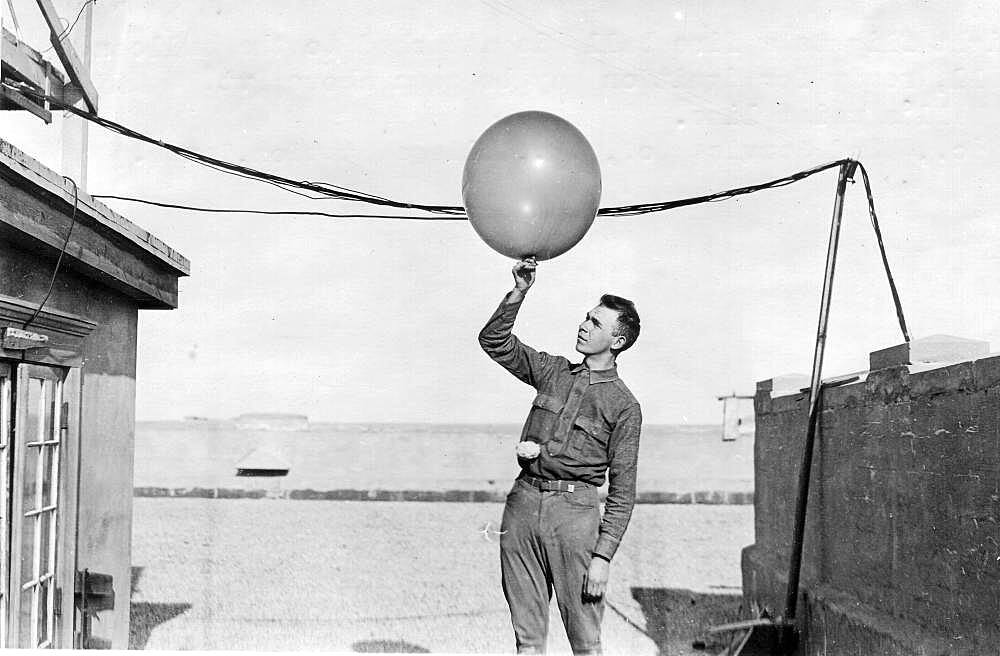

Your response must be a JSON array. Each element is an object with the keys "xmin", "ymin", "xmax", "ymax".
[{"xmin": 0, "ymin": 138, "xmax": 188, "ymax": 648}]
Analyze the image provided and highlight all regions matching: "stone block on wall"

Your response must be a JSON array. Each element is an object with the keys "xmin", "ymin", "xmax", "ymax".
[{"xmin": 870, "ymin": 335, "xmax": 989, "ymax": 371}]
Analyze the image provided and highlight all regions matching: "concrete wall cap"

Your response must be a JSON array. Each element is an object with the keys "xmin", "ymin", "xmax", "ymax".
[
  {"xmin": 759, "ymin": 372, "xmax": 868, "ymax": 400},
  {"xmin": 870, "ymin": 335, "xmax": 990, "ymax": 370},
  {"xmin": 756, "ymin": 373, "xmax": 809, "ymax": 394}
]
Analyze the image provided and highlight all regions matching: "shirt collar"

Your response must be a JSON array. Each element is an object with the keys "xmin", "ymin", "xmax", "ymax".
[{"xmin": 570, "ymin": 362, "xmax": 619, "ymax": 384}]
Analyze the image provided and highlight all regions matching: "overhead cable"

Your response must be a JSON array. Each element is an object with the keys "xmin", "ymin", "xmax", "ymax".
[
  {"xmin": 2, "ymin": 82, "xmax": 909, "ymax": 340},
  {"xmin": 4, "ymin": 83, "xmax": 466, "ymax": 215},
  {"xmin": 91, "ymin": 195, "xmax": 466, "ymax": 221},
  {"xmin": 856, "ymin": 162, "xmax": 910, "ymax": 342},
  {"xmin": 5, "ymin": 83, "xmax": 849, "ymax": 217}
]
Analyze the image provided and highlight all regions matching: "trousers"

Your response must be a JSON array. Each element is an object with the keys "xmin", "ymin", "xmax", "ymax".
[{"xmin": 500, "ymin": 477, "xmax": 604, "ymax": 655}]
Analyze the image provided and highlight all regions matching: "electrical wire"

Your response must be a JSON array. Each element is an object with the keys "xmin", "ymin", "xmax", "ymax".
[
  {"xmin": 40, "ymin": 0, "xmax": 96, "ymax": 54},
  {"xmin": 597, "ymin": 159, "xmax": 851, "ymax": 216},
  {"xmin": 856, "ymin": 162, "xmax": 910, "ymax": 342},
  {"xmin": 23, "ymin": 176, "xmax": 79, "ymax": 329},
  {"xmin": 0, "ymin": 83, "xmax": 854, "ymax": 219},
  {"xmin": 91, "ymin": 195, "xmax": 466, "ymax": 221},
  {"xmin": 94, "ymin": 165, "xmax": 910, "ymax": 342},
  {"xmin": 3, "ymin": 84, "xmax": 466, "ymax": 215},
  {"xmin": 1, "ymin": 82, "xmax": 910, "ymax": 340}
]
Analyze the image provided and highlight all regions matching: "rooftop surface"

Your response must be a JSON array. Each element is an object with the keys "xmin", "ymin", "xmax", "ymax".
[
  {"xmin": 0, "ymin": 138, "xmax": 189, "ymax": 276},
  {"xmin": 0, "ymin": 138, "xmax": 189, "ymax": 308}
]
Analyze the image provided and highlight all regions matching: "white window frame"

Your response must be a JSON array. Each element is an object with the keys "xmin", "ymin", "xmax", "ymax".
[
  {"xmin": 0, "ymin": 361, "xmax": 12, "ymax": 647},
  {"xmin": 6, "ymin": 364, "xmax": 64, "ymax": 649}
]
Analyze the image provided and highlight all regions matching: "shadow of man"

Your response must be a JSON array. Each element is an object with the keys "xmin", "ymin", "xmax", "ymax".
[
  {"xmin": 129, "ymin": 566, "xmax": 193, "ymax": 649},
  {"xmin": 631, "ymin": 586, "xmax": 743, "ymax": 655}
]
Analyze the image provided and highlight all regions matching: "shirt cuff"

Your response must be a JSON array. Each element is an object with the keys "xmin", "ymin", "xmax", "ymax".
[{"xmin": 592, "ymin": 534, "xmax": 620, "ymax": 561}]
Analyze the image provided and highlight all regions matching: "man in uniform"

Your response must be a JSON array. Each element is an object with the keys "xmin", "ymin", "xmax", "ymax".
[{"xmin": 479, "ymin": 258, "xmax": 642, "ymax": 655}]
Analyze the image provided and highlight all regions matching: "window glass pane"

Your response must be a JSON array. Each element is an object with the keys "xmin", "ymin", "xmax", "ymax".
[
  {"xmin": 21, "ymin": 445, "xmax": 40, "ymax": 514},
  {"xmin": 40, "ymin": 380, "xmax": 50, "ymax": 444},
  {"xmin": 37, "ymin": 579, "xmax": 49, "ymax": 645},
  {"xmin": 30, "ymin": 378, "xmax": 45, "ymax": 443},
  {"xmin": 46, "ymin": 380, "xmax": 57, "ymax": 442},
  {"xmin": 42, "ymin": 446, "xmax": 56, "ymax": 508},
  {"xmin": 19, "ymin": 515, "xmax": 37, "ymax": 587},
  {"xmin": 38, "ymin": 511, "xmax": 52, "ymax": 578},
  {"xmin": 17, "ymin": 588, "xmax": 32, "ymax": 647},
  {"xmin": 23, "ymin": 378, "xmax": 44, "ymax": 509}
]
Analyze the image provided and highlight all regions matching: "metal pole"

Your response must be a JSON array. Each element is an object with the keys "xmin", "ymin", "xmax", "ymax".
[{"xmin": 783, "ymin": 159, "xmax": 857, "ymax": 620}]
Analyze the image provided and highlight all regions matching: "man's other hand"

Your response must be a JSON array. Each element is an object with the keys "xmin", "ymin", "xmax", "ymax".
[
  {"xmin": 583, "ymin": 556, "xmax": 610, "ymax": 600},
  {"xmin": 512, "ymin": 258, "xmax": 537, "ymax": 292}
]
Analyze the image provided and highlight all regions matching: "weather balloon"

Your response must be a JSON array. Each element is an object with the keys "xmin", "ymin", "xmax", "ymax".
[{"xmin": 462, "ymin": 111, "xmax": 601, "ymax": 261}]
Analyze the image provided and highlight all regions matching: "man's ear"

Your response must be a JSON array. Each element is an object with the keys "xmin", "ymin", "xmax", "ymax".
[{"xmin": 612, "ymin": 334, "xmax": 627, "ymax": 351}]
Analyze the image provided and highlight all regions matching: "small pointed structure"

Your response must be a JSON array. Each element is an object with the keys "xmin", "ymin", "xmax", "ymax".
[{"xmin": 235, "ymin": 444, "xmax": 291, "ymax": 477}]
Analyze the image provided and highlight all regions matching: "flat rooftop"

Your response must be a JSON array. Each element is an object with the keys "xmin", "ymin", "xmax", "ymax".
[{"xmin": 0, "ymin": 138, "xmax": 189, "ymax": 308}]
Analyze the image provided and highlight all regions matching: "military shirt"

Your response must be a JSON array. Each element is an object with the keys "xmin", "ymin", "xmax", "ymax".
[{"xmin": 479, "ymin": 292, "xmax": 643, "ymax": 561}]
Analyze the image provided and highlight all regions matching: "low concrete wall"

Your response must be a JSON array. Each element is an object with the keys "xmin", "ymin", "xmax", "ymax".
[
  {"xmin": 132, "ymin": 421, "xmax": 756, "ymax": 505},
  {"xmin": 743, "ymin": 340, "xmax": 1000, "ymax": 655},
  {"xmin": 133, "ymin": 485, "xmax": 754, "ymax": 505}
]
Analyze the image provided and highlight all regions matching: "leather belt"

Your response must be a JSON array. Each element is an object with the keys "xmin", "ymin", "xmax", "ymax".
[{"xmin": 519, "ymin": 473, "xmax": 589, "ymax": 493}]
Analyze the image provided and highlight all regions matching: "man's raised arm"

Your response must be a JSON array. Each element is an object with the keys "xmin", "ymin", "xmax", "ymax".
[{"xmin": 478, "ymin": 259, "xmax": 551, "ymax": 388}]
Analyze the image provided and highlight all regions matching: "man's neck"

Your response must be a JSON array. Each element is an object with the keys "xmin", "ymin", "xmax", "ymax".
[{"xmin": 584, "ymin": 352, "xmax": 616, "ymax": 371}]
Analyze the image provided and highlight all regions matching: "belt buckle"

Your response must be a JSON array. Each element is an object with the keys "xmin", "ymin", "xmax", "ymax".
[{"xmin": 567, "ymin": 483, "xmax": 575, "ymax": 493}]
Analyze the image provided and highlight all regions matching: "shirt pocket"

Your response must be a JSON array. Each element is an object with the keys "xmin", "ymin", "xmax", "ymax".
[
  {"xmin": 523, "ymin": 392, "xmax": 564, "ymax": 443},
  {"xmin": 566, "ymin": 413, "xmax": 610, "ymax": 465}
]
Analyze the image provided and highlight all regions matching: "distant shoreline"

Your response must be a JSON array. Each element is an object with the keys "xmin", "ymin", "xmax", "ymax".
[
  {"xmin": 138, "ymin": 419, "xmax": 726, "ymax": 430},
  {"xmin": 134, "ymin": 420, "xmax": 754, "ymax": 504}
]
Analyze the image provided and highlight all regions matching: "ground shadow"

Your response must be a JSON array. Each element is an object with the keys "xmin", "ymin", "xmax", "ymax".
[
  {"xmin": 631, "ymin": 587, "xmax": 744, "ymax": 655},
  {"xmin": 353, "ymin": 639, "xmax": 431, "ymax": 653},
  {"xmin": 129, "ymin": 566, "xmax": 193, "ymax": 649}
]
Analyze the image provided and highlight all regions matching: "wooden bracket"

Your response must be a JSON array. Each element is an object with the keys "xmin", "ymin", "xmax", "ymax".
[
  {"xmin": 0, "ymin": 25, "xmax": 85, "ymax": 121},
  {"xmin": 34, "ymin": 0, "xmax": 98, "ymax": 112},
  {"xmin": 1, "ymin": 326, "xmax": 50, "ymax": 349}
]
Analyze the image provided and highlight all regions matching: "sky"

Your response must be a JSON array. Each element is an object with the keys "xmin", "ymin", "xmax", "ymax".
[{"xmin": 3, "ymin": 1, "xmax": 1000, "ymax": 424}]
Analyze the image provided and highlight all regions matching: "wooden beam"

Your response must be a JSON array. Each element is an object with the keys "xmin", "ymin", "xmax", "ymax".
[
  {"xmin": 1, "ymin": 85, "xmax": 52, "ymax": 122},
  {"xmin": 1, "ymin": 26, "xmax": 75, "ymax": 106},
  {"xmin": 0, "ymin": 294, "xmax": 97, "ymax": 338},
  {"xmin": 0, "ymin": 179, "xmax": 180, "ymax": 309},
  {"xmin": 60, "ymin": 0, "xmax": 92, "ymax": 187},
  {"xmin": 0, "ymin": 139, "xmax": 191, "ymax": 276},
  {"xmin": 34, "ymin": 0, "xmax": 98, "ymax": 113},
  {"xmin": 2, "ymin": 27, "xmax": 65, "ymax": 86}
]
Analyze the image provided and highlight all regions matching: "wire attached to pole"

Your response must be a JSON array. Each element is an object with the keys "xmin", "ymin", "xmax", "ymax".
[
  {"xmin": 4, "ymin": 83, "xmax": 854, "ymax": 219},
  {"xmin": 855, "ymin": 162, "xmax": 911, "ymax": 342},
  {"xmin": 2, "ymin": 84, "xmax": 912, "ymax": 342}
]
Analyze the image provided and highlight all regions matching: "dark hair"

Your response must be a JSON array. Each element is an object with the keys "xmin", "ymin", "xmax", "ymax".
[{"xmin": 600, "ymin": 294, "xmax": 640, "ymax": 355}]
